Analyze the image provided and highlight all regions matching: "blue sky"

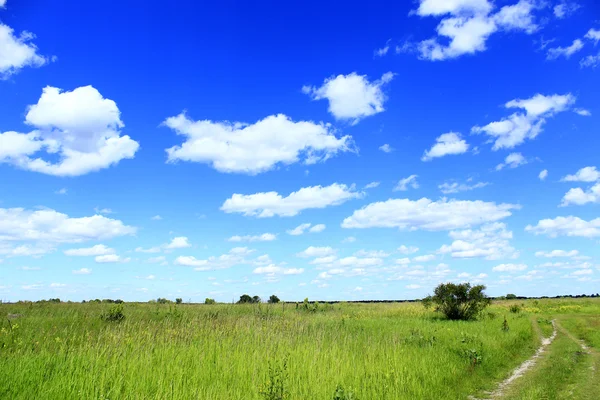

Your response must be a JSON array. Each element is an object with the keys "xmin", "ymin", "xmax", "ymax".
[{"xmin": 1, "ymin": 0, "xmax": 599, "ymax": 302}]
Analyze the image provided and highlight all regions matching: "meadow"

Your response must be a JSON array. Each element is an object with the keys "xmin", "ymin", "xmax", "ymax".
[{"xmin": 1, "ymin": 298, "xmax": 599, "ymax": 399}]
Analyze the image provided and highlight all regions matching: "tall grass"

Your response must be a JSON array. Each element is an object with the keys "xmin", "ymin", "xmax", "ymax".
[{"xmin": 1, "ymin": 299, "xmax": 596, "ymax": 399}]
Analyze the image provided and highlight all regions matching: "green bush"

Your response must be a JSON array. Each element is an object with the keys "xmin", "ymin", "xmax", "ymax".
[
  {"xmin": 175, "ymin": 298, "xmax": 183, "ymax": 304},
  {"xmin": 332, "ymin": 385, "xmax": 358, "ymax": 400},
  {"xmin": 100, "ymin": 304, "xmax": 125, "ymax": 322},
  {"xmin": 423, "ymin": 282, "xmax": 490, "ymax": 320},
  {"xmin": 205, "ymin": 298, "xmax": 216, "ymax": 305},
  {"xmin": 509, "ymin": 304, "xmax": 521, "ymax": 313}
]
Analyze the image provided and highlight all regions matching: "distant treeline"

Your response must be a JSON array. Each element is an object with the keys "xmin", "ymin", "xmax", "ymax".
[{"xmin": 3, "ymin": 293, "xmax": 599, "ymax": 305}]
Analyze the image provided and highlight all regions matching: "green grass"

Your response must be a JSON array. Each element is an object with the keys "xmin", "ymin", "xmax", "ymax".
[{"xmin": 1, "ymin": 298, "xmax": 598, "ymax": 399}]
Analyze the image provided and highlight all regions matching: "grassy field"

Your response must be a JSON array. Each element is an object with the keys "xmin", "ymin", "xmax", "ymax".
[{"xmin": 1, "ymin": 298, "xmax": 599, "ymax": 399}]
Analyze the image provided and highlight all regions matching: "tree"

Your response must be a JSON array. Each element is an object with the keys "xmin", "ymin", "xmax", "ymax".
[
  {"xmin": 506, "ymin": 293, "xmax": 517, "ymax": 300},
  {"xmin": 422, "ymin": 282, "xmax": 490, "ymax": 320},
  {"xmin": 205, "ymin": 298, "xmax": 216, "ymax": 305},
  {"xmin": 252, "ymin": 295, "xmax": 261, "ymax": 304},
  {"xmin": 238, "ymin": 294, "xmax": 253, "ymax": 304},
  {"xmin": 268, "ymin": 295, "xmax": 281, "ymax": 304},
  {"xmin": 175, "ymin": 298, "xmax": 183, "ymax": 304}
]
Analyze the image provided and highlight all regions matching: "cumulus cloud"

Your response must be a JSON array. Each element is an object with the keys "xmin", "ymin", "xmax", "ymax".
[
  {"xmin": 95, "ymin": 254, "xmax": 130, "ymax": 263},
  {"xmin": 439, "ymin": 222, "xmax": 518, "ymax": 260},
  {"xmin": 253, "ymin": 265, "xmax": 304, "ymax": 275},
  {"xmin": 297, "ymin": 246, "xmax": 336, "ymax": 258},
  {"xmin": 546, "ymin": 39, "xmax": 584, "ymax": 60},
  {"xmin": 0, "ymin": 207, "xmax": 136, "ymax": 244},
  {"xmin": 496, "ymin": 152, "xmax": 527, "ymax": 170},
  {"xmin": 379, "ymin": 144, "xmax": 394, "ymax": 153},
  {"xmin": 561, "ymin": 166, "xmax": 600, "ymax": 182},
  {"xmin": 164, "ymin": 236, "xmax": 191, "ymax": 249},
  {"xmin": 72, "ymin": 268, "xmax": 92, "ymax": 275},
  {"xmin": 64, "ymin": 244, "xmax": 115, "ymax": 256},
  {"xmin": 364, "ymin": 181, "xmax": 380, "ymax": 189},
  {"xmin": 561, "ymin": 183, "xmax": 600, "ymax": 206},
  {"xmin": 342, "ymin": 198, "xmax": 518, "ymax": 230},
  {"xmin": 0, "ymin": 21, "xmax": 48, "ymax": 78},
  {"xmin": 228, "ymin": 233, "xmax": 277, "ymax": 242},
  {"xmin": 397, "ymin": 245, "xmax": 419, "ymax": 255},
  {"xmin": 174, "ymin": 247, "xmax": 264, "ymax": 271},
  {"xmin": 394, "ymin": 175, "xmax": 419, "ymax": 191},
  {"xmin": 535, "ymin": 250, "xmax": 579, "ymax": 258},
  {"xmin": 439, "ymin": 179, "xmax": 488, "ymax": 194},
  {"xmin": 539, "ymin": 169, "xmax": 548, "ymax": 181},
  {"xmin": 585, "ymin": 28, "xmax": 600, "ymax": 44},
  {"xmin": 286, "ymin": 223, "xmax": 325, "ymax": 235},
  {"xmin": 0, "ymin": 86, "xmax": 139, "ymax": 176},
  {"xmin": 310, "ymin": 224, "xmax": 326, "ymax": 233},
  {"xmin": 492, "ymin": 263, "xmax": 527, "ymax": 272},
  {"xmin": 414, "ymin": 0, "xmax": 539, "ymax": 61},
  {"xmin": 472, "ymin": 93, "xmax": 576, "ymax": 150},
  {"xmin": 221, "ymin": 183, "xmax": 362, "ymax": 218},
  {"xmin": 526, "ymin": 216, "xmax": 600, "ymax": 238},
  {"xmin": 302, "ymin": 72, "xmax": 394, "ymax": 124},
  {"xmin": 163, "ymin": 113, "xmax": 353, "ymax": 174},
  {"xmin": 422, "ymin": 132, "xmax": 469, "ymax": 161}
]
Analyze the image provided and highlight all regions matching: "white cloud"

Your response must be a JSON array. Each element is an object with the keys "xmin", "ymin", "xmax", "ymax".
[
  {"xmin": 0, "ymin": 207, "xmax": 135, "ymax": 243},
  {"xmin": 585, "ymin": 28, "xmax": 600, "ymax": 43},
  {"xmin": 496, "ymin": 152, "xmax": 527, "ymax": 170},
  {"xmin": 64, "ymin": 244, "xmax": 115, "ymax": 256},
  {"xmin": 374, "ymin": 40, "xmax": 391, "ymax": 57},
  {"xmin": 553, "ymin": 2, "xmax": 580, "ymax": 19},
  {"xmin": 526, "ymin": 216, "xmax": 600, "ymax": 238},
  {"xmin": 163, "ymin": 113, "xmax": 353, "ymax": 174},
  {"xmin": 573, "ymin": 108, "xmax": 591, "ymax": 116},
  {"xmin": 72, "ymin": 268, "xmax": 92, "ymax": 275},
  {"xmin": 135, "ymin": 246, "xmax": 161, "ymax": 253},
  {"xmin": 221, "ymin": 183, "xmax": 362, "ymax": 217},
  {"xmin": 342, "ymin": 198, "xmax": 518, "ymax": 230},
  {"xmin": 535, "ymin": 250, "xmax": 579, "ymax": 258},
  {"xmin": 406, "ymin": 284, "xmax": 421, "ymax": 289},
  {"xmin": 95, "ymin": 254, "xmax": 130, "ymax": 263},
  {"xmin": 397, "ymin": 245, "xmax": 419, "ymax": 255},
  {"xmin": 415, "ymin": 0, "xmax": 538, "ymax": 61},
  {"xmin": 547, "ymin": 39, "xmax": 584, "ymax": 60},
  {"xmin": 561, "ymin": 166, "xmax": 600, "ymax": 182},
  {"xmin": 364, "ymin": 181, "xmax": 380, "ymax": 189},
  {"xmin": 286, "ymin": 223, "xmax": 311, "ymax": 236},
  {"xmin": 394, "ymin": 175, "xmax": 419, "ymax": 191},
  {"xmin": 49, "ymin": 283, "xmax": 66, "ymax": 288},
  {"xmin": 55, "ymin": 188, "xmax": 67, "ymax": 195},
  {"xmin": 439, "ymin": 180, "xmax": 488, "ymax": 194},
  {"xmin": 151, "ymin": 215, "xmax": 162, "ymax": 220},
  {"xmin": 310, "ymin": 255, "xmax": 338, "ymax": 265},
  {"xmin": 302, "ymin": 72, "xmax": 394, "ymax": 124},
  {"xmin": 439, "ymin": 222, "xmax": 518, "ymax": 260},
  {"xmin": 539, "ymin": 169, "xmax": 548, "ymax": 181},
  {"xmin": 165, "ymin": 236, "xmax": 191, "ymax": 249},
  {"xmin": 379, "ymin": 144, "xmax": 394, "ymax": 153},
  {"xmin": 297, "ymin": 246, "xmax": 336, "ymax": 258},
  {"xmin": 413, "ymin": 254, "xmax": 436, "ymax": 262},
  {"xmin": 472, "ymin": 93, "xmax": 576, "ymax": 150},
  {"xmin": 354, "ymin": 249, "xmax": 390, "ymax": 258},
  {"xmin": 580, "ymin": 52, "xmax": 600, "ymax": 68},
  {"xmin": 253, "ymin": 265, "xmax": 304, "ymax": 275},
  {"xmin": 0, "ymin": 22, "xmax": 47, "ymax": 78},
  {"xmin": 0, "ymin": 1, "xmax": 6, "ymax": 8},
  {"xmin": 228, "ymin": 233, "xmax": 277, "ymax": 242},
  {"xmin": 422, "ymin": 132, "xmax": 469, "ymax": 161},
  {"xmin": 493, "ymin": 263, "xmax": 527, "ymax": 272},
  {"xmin": 342, "ymin": 236, "xmax": 356, "ymax": 243},
  {"xmin": 309, "ymin": 224, "xmax": 326, "ymax": 233},
  {"xmin": 174, "ymin": 247, "xmax": 262, "ymax": 271},
  {"xmin": 174, "ymin": 256, "xmax": 207, "ymax": 267},
  {"xmin": 94, "ymin": 208, "xmax": 113, "ymax": 215},
  {"xmin": 560, "ymin": 183, "xmax": 600, "ymax": 206},
  {"xmin": 0, "ymin": 86, "xmax": 139, "ymax": 176},
  {"xmin": 396, "ymin": 257, "xmax": 411, "ymax": 265}
]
